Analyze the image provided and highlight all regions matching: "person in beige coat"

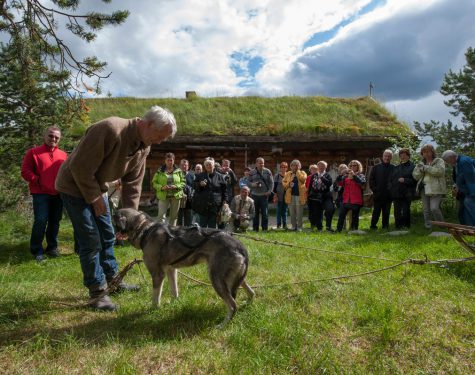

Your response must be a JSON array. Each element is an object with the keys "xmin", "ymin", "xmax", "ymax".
[
  {"xmin": 283, "ymin": 159, "xmax": 307, "ymax": 231},
  {"xmin": 413, "ymin": 144, "xmax": 447, "ymax": 229}
]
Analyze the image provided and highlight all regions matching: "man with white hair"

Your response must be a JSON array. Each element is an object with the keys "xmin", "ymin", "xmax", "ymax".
[
  {"xmin": 442, "ymin": 150, "xmax": 475, "ymax": 226},
  {"xmin": 56, "ymin": 106, "xmax": 176, "ymax": 311},
  {"xmin": 369, "ymin": 149, "xmax": 395, "ymax": 229}
]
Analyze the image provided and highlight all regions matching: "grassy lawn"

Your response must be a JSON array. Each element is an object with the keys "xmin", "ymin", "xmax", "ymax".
[
  {"xmin": 0, "ymin": 208, "xmax": 474, "ymax": 374},
  {"xmin": 82, "ymin": 96, "xmax": 409, "ymax": 137}
]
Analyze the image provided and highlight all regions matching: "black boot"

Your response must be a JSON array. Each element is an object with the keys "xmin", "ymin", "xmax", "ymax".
[
  {"xmin": 107, "ymin": 275, "xmax": 140, "ymax": 295},
  {"xmin": 88, "ymin": 283, "xmax": 117, "ymax": 311}
]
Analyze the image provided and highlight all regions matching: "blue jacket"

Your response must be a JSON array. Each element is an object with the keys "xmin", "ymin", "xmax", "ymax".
[{"xmin": 456, "ymin": 155, "xmax": 475, "ymax": 197}]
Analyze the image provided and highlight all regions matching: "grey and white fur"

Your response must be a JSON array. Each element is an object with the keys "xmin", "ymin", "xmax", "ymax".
[{"xmin": 113, "ymin": 208, "xmax": 255, "ymax": 327}]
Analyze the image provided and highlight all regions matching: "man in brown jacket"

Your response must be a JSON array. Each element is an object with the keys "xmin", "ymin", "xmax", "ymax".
[{"xmin": 56, "ymin": 106, "xmax": 176, "ymax": 311}]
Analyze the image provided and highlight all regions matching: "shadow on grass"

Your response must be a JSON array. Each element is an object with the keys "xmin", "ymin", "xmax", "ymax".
[
  {"xmin": 0, "ymin": 302, "xmax": 222, "ymax": 347},
  {"xmin": 0, "ymin": 241, "xmax": 33, "ymax": 265},
  {"xmin": 0, "ymin": 241, "xmax": 78, "ymax": 265}
]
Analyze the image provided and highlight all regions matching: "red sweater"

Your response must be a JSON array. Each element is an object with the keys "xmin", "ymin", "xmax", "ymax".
[
  {"xmin": 21, "ymin": 144, "xmax": 67, "ymax": 195},
  {"xmin": 341, "ymin": 174, "xmax": 365, "ymax": 206}
]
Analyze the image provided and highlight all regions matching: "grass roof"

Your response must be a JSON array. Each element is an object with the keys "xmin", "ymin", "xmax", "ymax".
[{"xmin": 85, "ymin": 96, "xmax": 410, "ymax": 137}]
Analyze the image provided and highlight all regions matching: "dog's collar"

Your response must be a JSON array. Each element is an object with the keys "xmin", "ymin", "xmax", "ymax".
[{"xmin": 139, "ymin": 223, "xmax": 161, "ymax": 249}]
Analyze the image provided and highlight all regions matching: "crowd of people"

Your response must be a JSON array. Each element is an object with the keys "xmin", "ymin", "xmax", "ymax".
[
  {"xmin": 20, "ymin": 105, "xmax": 475, "ymax": 311},
  {"xmin": 149, "ymin": 146, "xmax": 474, "ymax": 235}
]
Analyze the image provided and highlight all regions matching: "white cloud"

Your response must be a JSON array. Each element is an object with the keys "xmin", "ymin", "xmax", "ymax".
[
  {"xmin": 45, "ymin": 0, "xmax": 475, "ymax": 124},
  {"xmin": 68, "ymin": 0, "xmax": 373, "ymax": 97}
]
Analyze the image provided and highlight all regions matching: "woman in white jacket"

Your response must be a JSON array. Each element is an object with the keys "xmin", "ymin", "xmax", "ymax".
[{"xmin": 413, "ymin": 144, "xmax": 447, "ymax": 229}]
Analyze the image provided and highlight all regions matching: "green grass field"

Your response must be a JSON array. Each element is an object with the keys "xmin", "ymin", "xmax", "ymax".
[{"xmin": 0, "ymin": 207, "xmax": 474, "ymax": 374}]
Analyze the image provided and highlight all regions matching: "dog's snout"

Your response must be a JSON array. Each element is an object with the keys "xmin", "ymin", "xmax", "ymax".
[{"xmin": 112, "ymin": 212, "xmax": 127, "ymax": 233}]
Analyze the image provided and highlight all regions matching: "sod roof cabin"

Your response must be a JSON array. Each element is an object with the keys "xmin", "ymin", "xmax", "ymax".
[{"xmin": 86, "ymin": 96, "xmax": 411, "ymax": 199}]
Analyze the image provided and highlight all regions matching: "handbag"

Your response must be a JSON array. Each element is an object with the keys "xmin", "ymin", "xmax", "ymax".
[
  {"xmin": 179, "ymin": 193, "xmax": 187, "ymax": 209},
  {"xmin": 217, "ymin": 202, "xmax": 232, "ymax": 225},
  {"xmin": 414, "ymin": 169, "xmax": 425, "ymax": 200}
]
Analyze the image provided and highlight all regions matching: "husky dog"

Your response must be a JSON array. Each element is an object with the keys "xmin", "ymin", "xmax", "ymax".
[{"xmin": 113, "ymin": 208, "xmax": 255, "ymax": 327}]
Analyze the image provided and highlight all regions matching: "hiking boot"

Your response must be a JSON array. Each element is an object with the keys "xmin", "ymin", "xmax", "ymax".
[
  {"xmin": 88, "ymin": 283, "xmax": 117, "ymax": 312},
  {"xmin": 107, "ymin": 275, "xmax": 140, "ymax": 295},
  {"xmin": 45, "ymin": 248, "xmax": 60, "ymax": 258}
]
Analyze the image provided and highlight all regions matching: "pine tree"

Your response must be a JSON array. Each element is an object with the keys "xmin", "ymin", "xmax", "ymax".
[{"xmin": 0, "ymin": 1, "xmax": 128, "ymax": 209}]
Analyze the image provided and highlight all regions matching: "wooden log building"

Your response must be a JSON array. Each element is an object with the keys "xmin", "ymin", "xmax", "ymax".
[{"xmin": 85, "ymin": 95, "xmax": 410, "ymax": 201}]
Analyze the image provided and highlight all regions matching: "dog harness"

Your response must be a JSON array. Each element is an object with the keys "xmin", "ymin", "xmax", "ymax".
[{"xmin": 139, "ymin": 222, "xmax": 222, "ymax": 265}]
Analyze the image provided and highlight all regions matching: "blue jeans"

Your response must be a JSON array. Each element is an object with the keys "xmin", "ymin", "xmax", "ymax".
[
  {"xmin": 61, "ymin": 193, "xmax": 118, "ymax": 288},
  {"xmin": 276, "ymin": 200, "xmax": 288, "ymax": 227},
  {"xmin": 463, "ymin": 196, "xmax": 475, "ymax": 226},
  {"xmin": 30, "ymin": 194, "xmax": 63, "ymax": 255},
  {"xmin": 252, "ymin": 195, "xmax": 269, "ymax": 231}
]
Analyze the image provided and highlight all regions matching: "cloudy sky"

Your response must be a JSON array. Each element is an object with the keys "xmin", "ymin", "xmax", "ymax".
[{"xmin": 66, "ymin": 0, "xmax": 475, "ymax": 126}]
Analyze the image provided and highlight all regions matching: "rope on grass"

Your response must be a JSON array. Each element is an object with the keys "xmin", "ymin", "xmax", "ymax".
[
  {"xmin": 178, "ymin": 255, "xmax": 475, "ymax": 289},
  {"xmin": 231, "ymin": 232, "xmax": 399, "ymax": 263},
  {"xmin": 50, "ymin": 252, "xmax": 475, "ymax": 308}
]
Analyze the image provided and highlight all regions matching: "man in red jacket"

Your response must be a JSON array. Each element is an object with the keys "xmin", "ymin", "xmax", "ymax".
[{"xmin": 21, "ymin": 127, "xmax": 67, "ymax": 262}]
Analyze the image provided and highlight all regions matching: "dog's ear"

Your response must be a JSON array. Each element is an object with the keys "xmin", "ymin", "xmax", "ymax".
[{"xmin": 112, "ymin": 211, "xmax": 128, "ymax": 232}]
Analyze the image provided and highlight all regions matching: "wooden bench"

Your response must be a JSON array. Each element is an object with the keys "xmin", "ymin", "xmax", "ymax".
[{"xmin": 430, "ymin": 221, "xmax": 475, "ymax": 255}]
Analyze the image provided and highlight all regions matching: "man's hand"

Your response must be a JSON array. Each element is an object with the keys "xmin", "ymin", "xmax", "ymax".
[
  {"xmin": 92, "ymin": 196, "xmax": 107, "ymax": 217},
  {"xmin": 116, "ymin": 232, "xmax": 128, "ymax": 241}
]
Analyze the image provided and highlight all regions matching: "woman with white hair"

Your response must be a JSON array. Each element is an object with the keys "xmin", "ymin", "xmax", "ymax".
[
  {"xmin": 192, "ymin": 157, "xmax": 227, "ymax": 228},
  {"xmin": 283, "ymin": 159, "xmax": 307, "ymax": 231}
]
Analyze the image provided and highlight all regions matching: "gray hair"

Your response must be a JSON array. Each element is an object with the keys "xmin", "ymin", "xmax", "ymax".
[
  {"xmin": 383, "ymin": 149, "xmax": 393, "ymax": 156},
  {"xmin": 290, "ymin": 159, "xmax": 301, "ymax": 169},
  {"xmin": 317, "ymin": 160, "xmax": 328, "ymax": 169},
  {"xmin": 441, "ymin": 150, "xmax": 457, "ymax": 160},
  {"xmin": 241, "ymin": 185, "xmax": 251, "ymax": 192},
  {"xmin": 203, "ymin": 157, "xmax": 215, "ymax": 167},
  {"xmin": 194, "ymin": 163, "xmax": 203, "ymax": 172},
  {"xmin": 45, "ymin": 126, "xmax": 61, "ymax": 135},
  {"xmin": 143, "ymin": 106, "xmax": 177, "ymax": 137},
  {"xmin": 256, "ymin": 157, "xmax": 265, "ymax": 163}
]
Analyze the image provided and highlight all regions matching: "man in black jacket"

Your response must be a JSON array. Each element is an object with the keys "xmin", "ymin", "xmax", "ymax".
[
  {"xmin": 389, "ymin": 148, "xmax": 416, "ymax": 229},
  {"xmin": 370, "ymin": 150, "xmax": 395, "ymax": 229}
]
